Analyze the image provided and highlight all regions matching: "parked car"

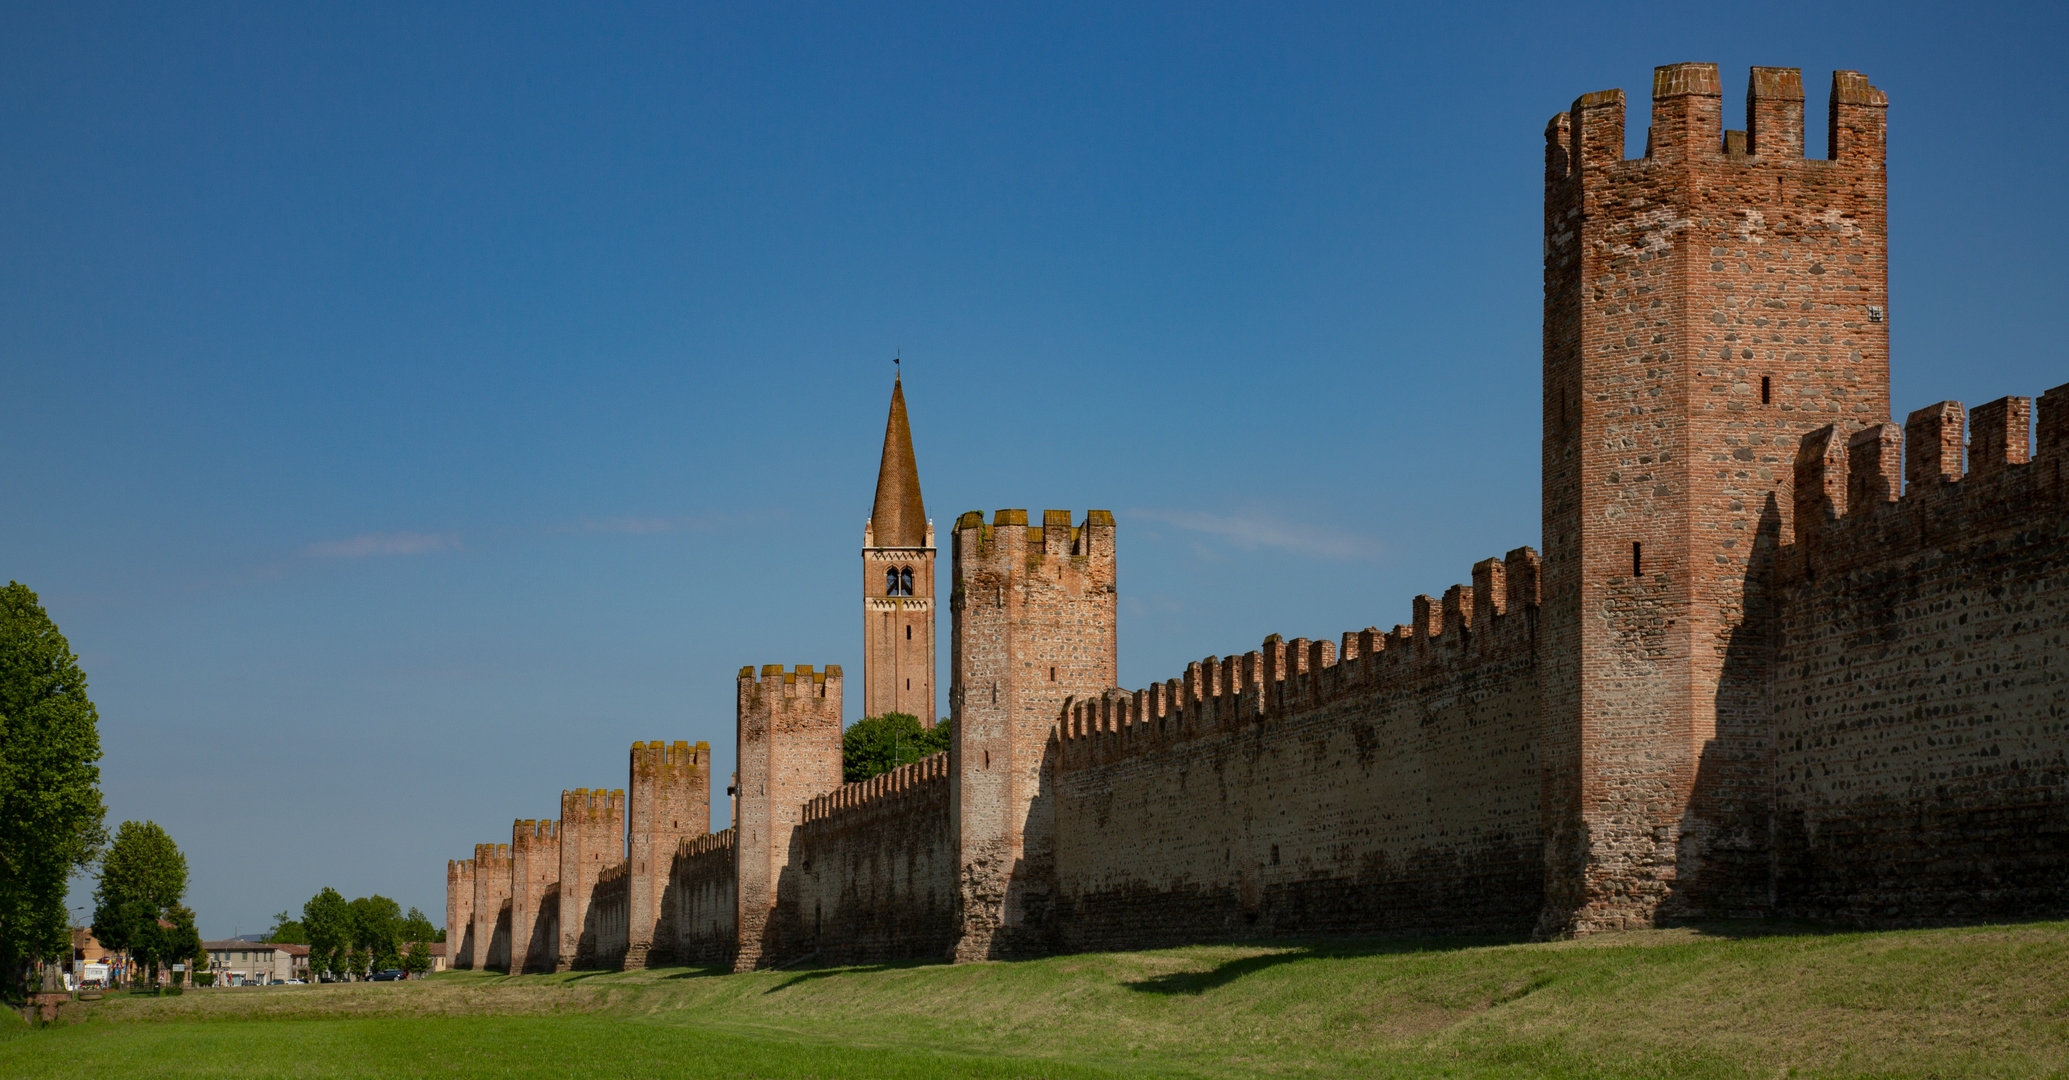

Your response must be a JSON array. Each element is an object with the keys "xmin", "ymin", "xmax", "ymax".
[
  {"xmin": 368, "ymin": 969, "xmax": 406, "ymax": 982},
  {"xmin": 284, "ymin": 979, "xmax": 306, "ymax": 985}
]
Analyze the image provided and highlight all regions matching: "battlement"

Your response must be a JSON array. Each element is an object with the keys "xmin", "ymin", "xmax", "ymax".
[
  {"xmin": 473, "ymin": 842, "xmax": 510, "ymax": 867},
  {"xmin": 560, "ymin": 787, "xmax": 625, "ymax": 822},
  {"xmin": 801, "ymin": 751, "xmax": 950, "ymax": 825},
  {"xmin": 1547, "ymin": 64, "xmax": 1884, "ymax": 181},
  {"xmin": 737, "ymin": 663, "xmax": 842, "ymax": 698},
  {"xmin": 677, "ymin": 827, "xmax": 736, "ymax": 861},
  {"xmin": 1058, "ymin": 547, "xmax": 1540, "ymax": 771},
  {"xmin": 952, "ymin": 508, "xmax": 1116, "ymax": 563},
  {"xmin": 597, "ymin": 859, "xmax": 631, "ymax": 887},
  {"xmin": 512, "ymin": 818, "xmax": 560, "ymax": 845},
  {"xmin": 1786, "ymin": 382, "xmax": 2069, "ymax": 581},
  {"xmin": 630, "ymin": 739, "xmax": 709, "ymax": 768}
]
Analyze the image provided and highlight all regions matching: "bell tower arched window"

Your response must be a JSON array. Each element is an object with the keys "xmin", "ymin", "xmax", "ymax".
[
  {"xmin": 885, "ymin": 567, "xmax": 900, "ymax": 596},
  {"xmin": 900, "ymin": 566, "xmax": 914, "ymax": 596}
]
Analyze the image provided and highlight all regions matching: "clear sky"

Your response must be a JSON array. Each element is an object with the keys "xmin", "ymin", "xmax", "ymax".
[{"xmin": 4, "ymin": 2, "xmax": 2061, "ymax": 938}]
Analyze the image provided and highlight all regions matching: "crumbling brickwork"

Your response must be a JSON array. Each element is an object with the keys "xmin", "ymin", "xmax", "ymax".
[
  {"xmin": 1054, "ymin": 551, "xmax": 1544, "ymax": 948},
  {"xmin": 1539, "ymin": 64, "xmax": 1890, "ymax": 935},
  {"xmin": 446, "ymin": 859, "xmax": 474, "ymax": 970},
  {"xmin": 625, "ymin": 740, "xmax": 710, "ymax": 968},
  {"xmin": 951, "ymin": 509, "xmax": 1116, "ymax": 959},
  {"xmin": 733, "ymin": 664, "xmax": 843, "ymax": 970},
  {"xmin": 556, "ymin": 788, "xmax": 623, "ymax": 971},
  {"xmin": 788, "ymin": 752, "xmax": 956, "ymax": 963}
]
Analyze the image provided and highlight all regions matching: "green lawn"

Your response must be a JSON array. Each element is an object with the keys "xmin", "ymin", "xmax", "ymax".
[{"xmin": 6, "ymin": 921, "xmax": 2068, "ymax": 1078}]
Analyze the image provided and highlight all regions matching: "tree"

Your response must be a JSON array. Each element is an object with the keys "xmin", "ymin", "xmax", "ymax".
[
  {"xmin": 162, "ymin": 905, "xmax": 201, "ymax": 987},
  {"xmin": 302, "ymin": 888, "xmax": 349, "ymax": 981},
  {"xmin": 91, "ymin": 821, "xmax": 188, "ymax": 987},
  {"xmin": 349, "ymin": 894, "xmax": 402, "ymax": 972},
  {"xmin": 841, "ymin": 713, "xmax": 951, "ymax": 783},
  {"xmin": 398, "ymin": 906, "xmax": 435, "ymax": 948},
  {"xmin": 402, "ymin": 940, "xmax": 431, "ymax": 976},
  {"xmin": 0, "ymin": 581, "xmax": 107, "ymax": 1000},
  {"xmin": 266, "ymin": 911, "xmax": 308, "ymax": 945}
]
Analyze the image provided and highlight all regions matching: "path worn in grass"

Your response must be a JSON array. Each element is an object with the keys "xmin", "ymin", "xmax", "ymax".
[{"xmin": 5, "ymin": 921, "xmax": 2068, "ymax": 1078}]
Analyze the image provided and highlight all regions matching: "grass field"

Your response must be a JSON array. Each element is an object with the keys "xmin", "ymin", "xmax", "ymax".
[{"xmin": 5, "ymin": 921, "xmax": 2067, "ymax": 1078}]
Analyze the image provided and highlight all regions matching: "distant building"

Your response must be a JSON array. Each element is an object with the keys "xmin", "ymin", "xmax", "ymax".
[{"xmin": 203, "ymin": 940, "xmax": 304, "ymax": 984}]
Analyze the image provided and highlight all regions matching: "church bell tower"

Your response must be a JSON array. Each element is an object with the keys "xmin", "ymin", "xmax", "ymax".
[{"xmin": 862, "ymin": 374, "xmax": 936, "ymax": 725}]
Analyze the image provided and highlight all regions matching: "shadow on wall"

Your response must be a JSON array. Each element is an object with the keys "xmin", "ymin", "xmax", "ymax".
[
  {"xmin": 1670, "ymin": 492, "xmax": 1784, "ymax": 921},
  {"xmin": 1124, "ymin": 936, "xmax": 1527, "ymax": 996}
]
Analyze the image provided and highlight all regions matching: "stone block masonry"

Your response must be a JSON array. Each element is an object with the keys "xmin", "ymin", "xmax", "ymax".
[{"xmin": 447, "ymin": 61, "xmax": 2069, "ymax": 971}]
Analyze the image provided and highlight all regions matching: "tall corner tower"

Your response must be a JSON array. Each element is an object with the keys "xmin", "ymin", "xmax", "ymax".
[
  {"xmin": 863, "ymin": 374, "xmax": 938, "ymax": 725},
  {"xmin": 1539, "ymin": 64, "xmax": 1890, "ymax": 936}
]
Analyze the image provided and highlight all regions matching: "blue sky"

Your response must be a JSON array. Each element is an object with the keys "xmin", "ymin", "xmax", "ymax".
[{"xmin": 3, "ymin": 2, "xmax": 2061, "ymax": 937}]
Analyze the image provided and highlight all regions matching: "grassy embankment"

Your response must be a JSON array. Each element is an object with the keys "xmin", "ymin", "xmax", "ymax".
[{"xmin": 4, "ymin": 921, "xmax": 2067, "ymax": 1078}]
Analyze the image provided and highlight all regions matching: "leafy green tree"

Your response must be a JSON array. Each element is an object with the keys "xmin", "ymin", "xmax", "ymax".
[
  {"xmin": 344, "ymin": 947, "xmax": 368, "ymax": 980},
  {"xmin": 91, "ymin": 820, "xmax": 188, "ymax": 987},
  {"xmin": 841, "ymin": 714, "xmax": 951, "ymax": 783},
  {"xmin": 302, "ymin": 887, "xmax": 349, "ymax": 979},
  {"xmin": 162, "ymin": 905, "xmax": 201, "ymax": 987},
  {"xmin": 0, "ymin": 581, "xmax": 107, "ymax": 999},
  {"xmin": 349, "ymin": 894, "xmax": 402, "ymax": 971},
  {"xmin": 398, "ymin": 906, "xmax": 435, "ymax": 949},
  {"xmin": 402, "ymin": 940, "xmax": 431, "ymax": 976},
  {"xmin": 265, "ymin": 910, "xmax": 307, "ymax": 945}
]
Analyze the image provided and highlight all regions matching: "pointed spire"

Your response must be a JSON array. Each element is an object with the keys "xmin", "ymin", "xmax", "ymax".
[{"xmin": 869, "ymin": 374, "xmax": 927, "ymax": 548}]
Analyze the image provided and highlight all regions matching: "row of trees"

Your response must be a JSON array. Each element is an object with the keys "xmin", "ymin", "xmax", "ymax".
[{"xmin": 269, "ymin": 890, "xmax": 440, "ymax": 979}]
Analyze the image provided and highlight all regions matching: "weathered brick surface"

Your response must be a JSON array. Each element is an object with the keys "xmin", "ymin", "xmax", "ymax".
[
  {"xmin": 1772, "ymin": 388, "xmax": 2069, "ymax": 920},
  {"xmin": 734, "ymin": 664, "xmax": 843, "ymax": 970},
  {"xmin": 443, "ymin": 62, "xmax": 2069, "ymax": 967},
  {"xmin": 1054, "ymin": 550, "xmax": 1544, "ymax": 947},
  {"xmin": 625, "ymin": 740, "xmax": 710, "ymax": 968},
  {"xmin": 446, "ymin": 860, "xmax": 475, "ymax": 969},
  {"xmin": 951, "ymin": 509, "xmax": 1116, "ymax": 959},
  {"xmin": 864, "ymin": 375, "xmax": 938, "ymax": 724},
  {"xmin": 1539, "ymin": 65, "xmax": 1890, "ymax": 935},
  {"xmin": 508, "ymin": 818, "xmax": 561, "ymax": 973},
  {"xmin": 672, "ymin": 829, "xmax": 738, "ymax": 965},
  {"xmin": 788, "ymin": 752, "xmax": 956, "ymax": 963},
  {"xmin": 556, "ymin": 788, "xmax": 623, "ymax": 970},
  {"xmin": 471, "ymin": 844, "xmax": 511, "ymax": 971}
]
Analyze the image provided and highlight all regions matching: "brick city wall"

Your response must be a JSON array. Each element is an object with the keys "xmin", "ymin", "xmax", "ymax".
[
  {"xmin": 557, "ymin": 788, "xmax": 624, "ymax": 970},
  {"xmin": 672, "ymin": 828, "xmax": 738, "ymax": 965},
  {"xmin": 1538, "ymin": 64, "xmax": 1891, "ymax": 935},
  {"xmin": 509, "ymin": 818, "xmax": 561, "ymax": 973},
  {"xmin": 471, "ymin": 844, "xmax": 510, "ymax": 971},
  {"xmin": 1052, "ymin": 548, "xmax": 1545, "ymax": 948},
  {"xmin": 951, "ymin": 509, "xmax": 1117, "ymax": 959},
  {"xmin": 588, "ymin": 859, "xmax": 631, "ymax": 965},
  {"xmin": 734, "ymin": 664, "xmax": 844, "ymax": 970},
  {"xmin": 1771, "ymin": 387, "xmax": 2069, "ymax": 921},
  {"xmin": 626, "ymin": 740, "xmax": 710, "ymax": 968},
  {"xmin": 446, "ymin": 859, "xmax": 474, "ymax": 970},
  {"xmin": 788, "ymin": 751, "xmax": 956, "ymax": 964}
]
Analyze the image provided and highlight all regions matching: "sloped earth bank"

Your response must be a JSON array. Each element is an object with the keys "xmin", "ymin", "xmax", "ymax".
[{"xmin": 4, "ymin": 921, "xmax": 2067, "ymax": 1078}]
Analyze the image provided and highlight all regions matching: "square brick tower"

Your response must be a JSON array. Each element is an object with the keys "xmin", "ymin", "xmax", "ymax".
[
  {"xmin": 951, "ymin": 509, "xmax": 1116, "ymax": 959},
  {"xmin": 734, "ymin": 664, "xmax": 843, "ymax": 970},
  {"xmin": 624, "ymin": 739, "xmax": 710, "ymax": 968},
  {"xmin": 1539, "ymin": 64, "xmax": 1889, "ymax": 935},
  {"xmin": 555, "ymin": 788, "xmax": 624, "ymax": 970},
  {"xmin": 863, "ymin": 375, "xmax": 937, "ymax": 725},
  {"xmin": 508, "ymin": 818, "xmax": 561, "ymax": 973},
  {"xmin": 471, "ymin": 843, "xmax": 511, "ymax": 970},
  {"xmin": 446, "ymin": 858, "xmax": 475, "ymax": 969}
]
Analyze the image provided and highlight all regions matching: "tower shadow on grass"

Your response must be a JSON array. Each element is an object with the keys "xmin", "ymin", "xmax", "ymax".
[{"xmin": 1125, "ymin": 934, "xmax": 1524, "ymax": 996}]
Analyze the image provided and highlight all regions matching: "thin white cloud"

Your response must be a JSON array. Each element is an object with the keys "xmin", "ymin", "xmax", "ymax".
[
  {"xmin": 304, "ymin": 531, "xmax": 462, "ymax": 559},
  {"xmin": 1126, "ymin": 508, "xmax": 1380, "ymax": 561}
]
